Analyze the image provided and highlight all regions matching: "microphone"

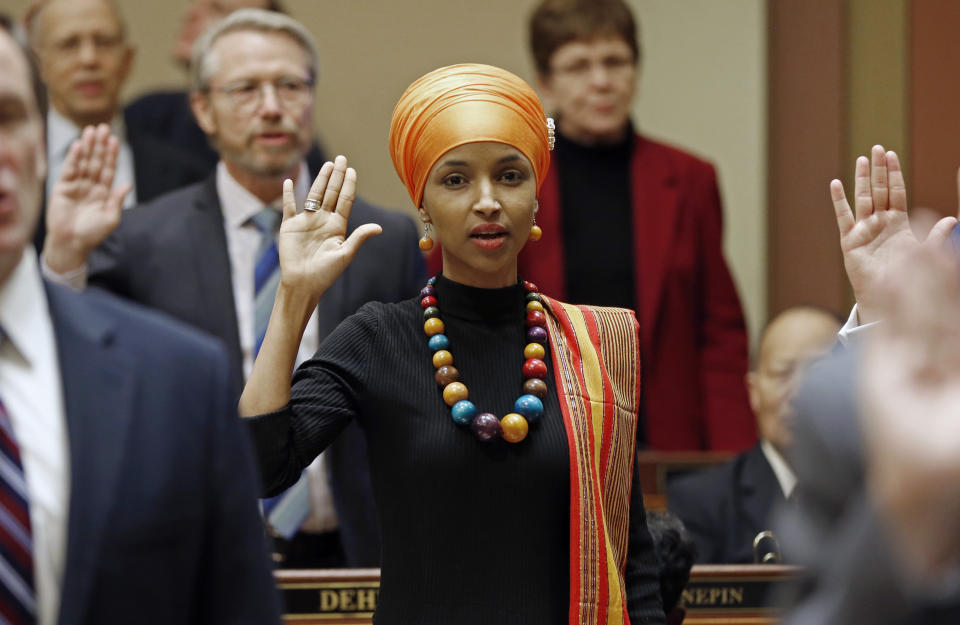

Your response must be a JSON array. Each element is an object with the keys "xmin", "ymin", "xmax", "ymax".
[{"xmin": 753, "ymin": 530, "xmax": 783, "ymax": 564}]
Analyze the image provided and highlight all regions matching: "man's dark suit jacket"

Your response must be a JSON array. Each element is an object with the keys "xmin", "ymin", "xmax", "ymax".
[
  {"xmin": 667, "ymin": 443, "xmax": 785, "ymax": 563},
  {"xmin": 43, "ymin": 281, "xmax": 279, "ymax": 625},
  {"xmin": 85, "ymin": 173, "xmax": 425, "ymax": 566}
]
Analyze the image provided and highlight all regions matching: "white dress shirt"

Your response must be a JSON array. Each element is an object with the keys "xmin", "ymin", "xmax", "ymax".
[
  {"xmin": 46, "ymin": 108, "xmax": 137, "ymax": 209},
  {"xmin": 215, "ymin": 162, "xmax": 337, "ymax": 534},
  {"xmin": 0, "ymin": 250, "xmax": 70, "ymax": 625},
  {"xmin": 759, "ymin": 439, "xmax": 796, "ymax": 500},
  {"xmin": 837, "ymin": 303, "xmax": 878, "ymax": 346}
]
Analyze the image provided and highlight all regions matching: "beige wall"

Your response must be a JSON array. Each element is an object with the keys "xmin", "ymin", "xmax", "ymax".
[
  {"xmin": 7, "ymin": 0, "xmax": 768, "ymax": 344},
  {"xmin": 634, "ymin": 0, "xmax": 767, "ymax": 344}
]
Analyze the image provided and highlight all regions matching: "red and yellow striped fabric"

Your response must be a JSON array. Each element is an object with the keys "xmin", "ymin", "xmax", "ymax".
[{"xmin": 543, "ymin": 297, "xmax": 641, "ymax": 625}]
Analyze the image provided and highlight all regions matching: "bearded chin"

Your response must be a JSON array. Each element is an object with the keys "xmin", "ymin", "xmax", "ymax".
[{"xmin": 237, "ymin": 146, "xmax": 304, "ymax": 178}]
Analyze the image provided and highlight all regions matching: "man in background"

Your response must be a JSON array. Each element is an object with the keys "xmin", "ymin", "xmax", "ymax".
[
  {"xmin": 0, "ymin": 24, "xmax": 279, "ymax": 625},
  {"xmin": 668, "ymin": 306, "xmax": 840, "ymax": 563},
  {"xmin": 24, "ymin": 0, "xmax": 208, "ymax": 253},
  {"xmin": 124, "ymin": 0, "xmax": 289, "ymax": 168},
  {"xmin": 42, "ymin": 9, "xmax": 424, "ymax": 568},
  {"xmin": 25, "ymin": 0, "xmax": 208, "ymax": 210}
]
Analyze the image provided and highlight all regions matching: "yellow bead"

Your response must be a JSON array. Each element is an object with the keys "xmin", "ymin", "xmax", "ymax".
[
  {"xmin": 442, "ymin": 382, "xmax": 469, "ymax": 406},
  {"xmin": 501, "ymin": 413, "xmax": 529, "ymax": 443},
  {"xmin": 526, "ymin": 300, "xmax": 544, "ymax": 313},
  {"xmin": 529, "ymin": 225, "xmax": 542, "ymax": 241},
  {"xmin": 524, "ymin": 343, "xmax": 546, "ymax": 360},
  {"xmin": 419, "ymin": 236, "xmax": 434, "ymax": 251},
  {"xmin": 432, "ymin": 350, "xmax": 453, "ymax": 368},
  {"xmin": 424, "ymin": 317, "xmax": 445, "ymax": 336}
]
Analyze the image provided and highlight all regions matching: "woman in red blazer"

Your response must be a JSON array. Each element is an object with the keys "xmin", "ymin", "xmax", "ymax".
[{"xmin": 522, "ymin": 0, "xmax": 755, "ymax": 451}]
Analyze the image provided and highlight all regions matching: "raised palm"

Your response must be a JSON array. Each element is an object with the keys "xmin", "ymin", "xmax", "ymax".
[
  {"xmin": 45, "ymin": 124, "xmax": 129, "ymax": 262},
  {"xmin": 830, "ymin": 145, "xmax": 957, "ymax": 323},
  {"xmin": 860, "ymin": 242, "xmax": 960, "ymax": 580},
  {"xmin": 277, "ymin": 155, "xmax": 381, "ymax": 301}
]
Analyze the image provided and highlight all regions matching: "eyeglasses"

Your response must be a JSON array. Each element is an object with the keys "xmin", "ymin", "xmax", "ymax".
[
  {"xmin": 552, "ymin": 55, "xmax": 635, "ymax": 80},
  {"xmin": 207, "ymin": 76, "xmax": 314, "ymax": 113},
  {"xmin": 50, "ymin": 32, "xmax": 126, "ymax": 55}
]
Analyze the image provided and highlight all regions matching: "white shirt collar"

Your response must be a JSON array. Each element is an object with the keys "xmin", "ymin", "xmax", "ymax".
[
  {"xmin": 46, "ymin": 108, "xmax": 127, "ymax": 161},
  {"xmin": 760, "ymin": 439, "xmax": 797, "ymax": 499},
  {"xmin": 216, "ymin": 160, "xmax": 310, "ymax": 229},
  {"xmin": 0, "ymin": 249, "xmax": 51, "ymax": 367}
]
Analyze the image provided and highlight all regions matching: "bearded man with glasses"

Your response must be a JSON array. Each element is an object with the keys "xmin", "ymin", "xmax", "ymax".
[{"xmin": 42, "ymin": 8, "xmax": 425, "ymax": 569}]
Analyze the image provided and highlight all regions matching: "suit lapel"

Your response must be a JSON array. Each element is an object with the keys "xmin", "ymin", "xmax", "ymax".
[
  {"xmin": 44, "ymin": 284, "xmax": 137, "ymax": 625},
  {"xmin": 736, "ymin": 445, "xmax": 786, "ymax": 542},
  {"xmin": 631, "ymin": 136, "xmax": 680, "ymax": 348},
  {"xmin": 187, "ymin": 178, "xmax": 245, "ymax": 386}
]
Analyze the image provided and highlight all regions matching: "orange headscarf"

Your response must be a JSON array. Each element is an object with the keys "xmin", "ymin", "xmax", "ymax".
[{"xmin": 388, "ymin": 63, "xmax": 551, "ymax": 208}]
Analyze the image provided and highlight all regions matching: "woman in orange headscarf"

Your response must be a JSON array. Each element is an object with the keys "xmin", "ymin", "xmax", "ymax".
[{"xmin": 241, "ymin": 64, "xmax": 665, "ymax": 625}]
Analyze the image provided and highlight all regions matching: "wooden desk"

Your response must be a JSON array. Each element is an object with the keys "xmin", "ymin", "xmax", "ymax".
[
  {"xmin": 276, "ymin": 565, "xmax": 800, "ymax": 624},
  {"xmin": 683, "ymin": 565, "xmax": 800, "ymax": 625}
]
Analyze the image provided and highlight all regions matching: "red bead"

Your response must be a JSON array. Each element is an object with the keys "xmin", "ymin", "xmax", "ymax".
[
  {"xmin": 421, "ymin": 296, "xmax": 437, "ymax": 309},
  {"xmin": 526, "ymin": 310, "xmax": 546, "ymax": 328},
  {"xmin": 523, "ymin": 358, "xmax": 547, "ymax": 379},
  {"xmin": 523, "ymin": 281, "xmax": 539, "ymax": 293}
]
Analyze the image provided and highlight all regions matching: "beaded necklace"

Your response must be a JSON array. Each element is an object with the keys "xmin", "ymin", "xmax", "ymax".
[{"xmin": 420, "ymin": 275, "xmax": 549, "ymax": 443}]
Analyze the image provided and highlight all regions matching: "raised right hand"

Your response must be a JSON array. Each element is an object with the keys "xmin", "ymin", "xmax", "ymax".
[
  {"xmin": 42, "ymin": 124, "xmax": 130, "ymax": 273},
  {"xmin": 277, "ymin": 155, "xmax": 381, "ymax": 303},
  {"xmin": 829, "ymin": 145, "xmax": 957, "ymax": 324}
]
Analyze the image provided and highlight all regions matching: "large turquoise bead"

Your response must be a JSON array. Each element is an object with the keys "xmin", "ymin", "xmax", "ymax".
[
  {"xmin": 451, "ymin": 400, "xmax": 477, "ymax": 425},
  {"xmin": 514, "ymin": 394, "xmax": 544, "ymax": 423},
  {"xmin": 428, "ymin": 334, "xmax": 450, "ymax": 351}
]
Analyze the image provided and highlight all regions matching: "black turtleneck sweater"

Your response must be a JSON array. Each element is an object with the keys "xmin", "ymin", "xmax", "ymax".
[
  {"xmin": 249, "ymin": 276, "xmax": 665, "ymax": 625},
  {"xmin": 555, "ymin": 128, "xmax": 637, "ymax": 310}
]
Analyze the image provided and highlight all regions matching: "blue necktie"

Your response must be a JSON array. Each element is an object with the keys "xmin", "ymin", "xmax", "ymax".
[
  {"xmin": 0, "ymin": 390, "xmax": 36, "ymax": 624},
  {"xmin": 249, "ymin": 208, "xmax": 282, "ymax": 357},
  {"xmin": 248, "ymin": 209, "xmax": 312, "ymax": 540}
]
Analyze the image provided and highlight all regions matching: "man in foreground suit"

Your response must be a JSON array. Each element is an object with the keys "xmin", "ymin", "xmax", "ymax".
[
  {"xmin": 668, "ymin": 306, "xmax": 839, "ymax": 563},
  {"xmin": 43, "ymin": 9, "xmax": 424, "ymax": 567},
  {"xmin": 0, "ymin": 26, "xmax": 280, "ymax": 625}
]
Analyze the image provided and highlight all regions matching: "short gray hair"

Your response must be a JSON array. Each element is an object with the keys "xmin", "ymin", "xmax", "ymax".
[{"xmin": 190, "ymin": 8, "xmax": 318, "ymax": 93}]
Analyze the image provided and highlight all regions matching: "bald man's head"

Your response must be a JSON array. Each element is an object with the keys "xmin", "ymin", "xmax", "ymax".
[{"xmin": 747, "ymin": 307, "xmax": 841, "ymax": 456}]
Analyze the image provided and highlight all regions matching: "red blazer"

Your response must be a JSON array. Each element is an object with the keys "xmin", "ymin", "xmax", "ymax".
[{"xmin": 520, "ymin": 134, "xmax": 755, "ymax": 451}]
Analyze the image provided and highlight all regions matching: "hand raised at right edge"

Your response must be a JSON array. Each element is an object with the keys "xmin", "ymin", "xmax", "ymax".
[
  {"xmin": 42, "ymin": 123, "xmax": 130, "ymax": 274},
  {"xmin": 277, "ymin": 155, "xmax": 381, "ymax": 304},
  {"xmin": 829, "ymin": 145, "xmax": 957, "ymax": 324},
  {"xmin": 859, "ymin": 240, "xmax": 960, "ymax": 584}
]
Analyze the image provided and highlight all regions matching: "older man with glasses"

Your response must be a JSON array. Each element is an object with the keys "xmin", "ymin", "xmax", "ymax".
[
  {"xmin": 25, "ymin": 0, "xmax": 209, "ymax": 249},
  {"xmin": 43, "ymin": 9, "xmax": 424, "ymax": 569}
]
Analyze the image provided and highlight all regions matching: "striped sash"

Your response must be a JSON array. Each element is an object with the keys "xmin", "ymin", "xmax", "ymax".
[{"xmin": 543, "ymin": 297, "xmax": 640, "ymax": 625}]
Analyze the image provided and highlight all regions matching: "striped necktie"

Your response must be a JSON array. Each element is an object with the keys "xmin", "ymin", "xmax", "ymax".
[
  {"xmin": 248, "ymin": 209, "xmax": 313, "ymax": 542},
  {"xmin": 249, "ymin": 207, "xmax": 282, "ymax": 356},
  {"xmin": 0, "ymin": 394, "xmax": 36, "ymax": 624}
]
